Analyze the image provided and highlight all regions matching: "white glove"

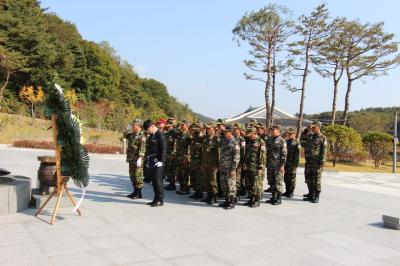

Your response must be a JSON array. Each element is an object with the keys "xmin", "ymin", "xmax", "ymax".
[
  {"xmin": 136, "ymin": 158, "xmax": 142, "ymax": 167},
  {"xmin": 155, "ymin": 162, "xmax": 163, "ymax": 168}
]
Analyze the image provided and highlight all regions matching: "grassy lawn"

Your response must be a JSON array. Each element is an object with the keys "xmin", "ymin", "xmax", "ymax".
[{"xmin": 0, "ymin": 113, "xmax": 122, "ymax": 145}]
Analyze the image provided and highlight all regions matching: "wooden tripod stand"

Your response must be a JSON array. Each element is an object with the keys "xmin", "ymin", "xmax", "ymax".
[{"xmin": 35, "ymin": 114, "xmax": 82, "ymax": 224}]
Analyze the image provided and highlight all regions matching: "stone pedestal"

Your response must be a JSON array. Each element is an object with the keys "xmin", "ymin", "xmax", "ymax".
[
  {"xmin": 383, "ymin": 215, "xmax": 400, "ymax": 230},
  {"xmin": 0, "ymin": 175, "xmax": 31, "ymax": 215}
]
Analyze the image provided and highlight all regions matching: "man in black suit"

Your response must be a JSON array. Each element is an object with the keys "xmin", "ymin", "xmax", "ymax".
[{"xmin": 143, "ymin": 120, "xmax": 167, "ymax": 207}]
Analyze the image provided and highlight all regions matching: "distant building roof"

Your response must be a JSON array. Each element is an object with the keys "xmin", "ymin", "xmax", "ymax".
[{"xmin": 225, "ymin": 105, "xmax": 311, "ymax": 127}]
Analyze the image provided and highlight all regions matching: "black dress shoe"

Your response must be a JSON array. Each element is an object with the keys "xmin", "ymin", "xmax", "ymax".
[
  {"xmin": 147, "ymin": 200, "xmax": 156, "ymax": 205},
  {"xmin": 150, "ymin": 201, "xmax": 164, "ymax": 207}
]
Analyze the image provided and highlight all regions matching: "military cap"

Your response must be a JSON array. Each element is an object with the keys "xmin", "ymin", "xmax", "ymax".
[
  {"xmin": 166, "ymin": 120, "xmax": 175, "ymax": 126},
  {"xmin": 216, "ymin": 118, "xmax": 226, "ymax": 125},
  {"xmin": 255, "ymin": 122, "xmax": 265, "ymax": 128},
  {"xmin": 246, "ymin": 127, "xmax": 257, "ymax": 134},
  {"xmin": 269, "ymin": 124, "xmax": 281, "ymax": 130},
  {"xmin": 311, "ymin": 120, "xmax": 322, "ymax": 127},
  {"xmin": 249, "ymin": 119, "xmax": 257, "ymax": 125},
  {"xmin": 206, "ymin": 121, "xmax": 216, "ymax": 128},
  {"xmin": 190, "ymin": 122, "xmax": 202, "ymax": 129},
  {"xmin": 167, "ymin": 116, "xmax": 176, "ymax": 121},
  {"xmin": 224, "ymin": 124, "xmax": 234, "ymax": 132},
  {"xmin": 131, "ymin": 118, "xmax": 142, "ymax": 125},
  {"xmin": 180, "ymin": 119, "xmax": 190, "ymax": 125},
  {"xmin": 287, "ymin": 128, "xmax": 296, "ymax": 134},
  {"xmin": 143, "ymin": 119, "xmax": 154, "ymax": 130}
]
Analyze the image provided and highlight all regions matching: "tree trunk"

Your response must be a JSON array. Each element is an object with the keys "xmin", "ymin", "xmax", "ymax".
[
  {"xmin": 342, "ymin": 72, "xmax": 352, "ymax": 125},
  {"xmin": 296, "ymin": 51, "xmax": 310, "ymax": 139},
  {"xmin": 271, "ymin": 50, "xmax": 276, "ymax": 127},
  {"xmin": 331, "ymin": 79, "xmax": 339, "ymax": 125},
  {"xmin": 265, "ymin": 46, "xmax": 273, "ymax": 128}
]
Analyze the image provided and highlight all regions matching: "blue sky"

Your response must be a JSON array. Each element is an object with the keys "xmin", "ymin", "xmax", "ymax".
[{"xmin": 40, "ymin": 0, "xmax": 400, "ymax": 119}]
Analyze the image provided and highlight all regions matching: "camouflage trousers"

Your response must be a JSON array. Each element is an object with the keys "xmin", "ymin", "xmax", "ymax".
[
  {"xmin": 266, "ymin": 164, "xmax": 271, "ymax": 186},
  {"xmin": 219, "ymin": 169, "xmax": 237, "ymax": 198},
  {"xmin": 284, "ymin": 165, "xmax": 297, "ymax": 192},
  {"xmin": 201, "ymin": 166, "xmax": 218, "ymax": 195},
  {"xmin": 304, "ymin": 164, "xmax": 323, "ymax": 194},
  {"xmin": 267, "ymin": 167, "xmax": 283, "ymax": 195},
  {"xmin": 190, "ymin": 158, "xmax": 203, "ymax": 193},
  {"xmin": 245, "ymin": 170, "xmax": 264, "ymax": 200},
  {"xmin": 236, "ymin": 164, "xmax": 245, "ymax": 192},
  {"xmin": 176, "ymin": 158, "xmax": 190, "ymax": 192},
  {"xmin": 128, "ymin": 162, "xmax": 144, "ymax": 189},
  {"xmin": 165, "ymin": 155, "xmax": 177, "ymax": 184}
]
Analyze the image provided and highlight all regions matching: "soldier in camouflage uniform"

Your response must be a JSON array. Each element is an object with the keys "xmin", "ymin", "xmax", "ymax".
[
  {"xmin": 189, "ymin": 122, "xmax": 204, "ymax": 199},
  {"xmin": 300, "ymin": 121, "xmax": 327, "ymax": 203},
  {"xmin": 218, "ymin": 125, "xmax": 241, "ymax": 210},
  {"xmin": 243, "ymin": 127, "xmax": 266, "ymax": 208},
  {"xmin": 233, "ymin": 123, "xmax": 246, "ymax": 199},
  {"xmin": 164, "ymin": 120, "xmax": 178, "ymax": 191},
  {"xmin": 200, "ymin": 122, "xmax": 219, "ymax": 204},
  {"xmin": 265, "ymin": 125, "xmax": 287, "ymax": 205},
  {"xmin": 215, "ymin": 119, "xmax": 226, "ymax": 198},
  {"xmin": 175, "ymin": 120, "xmax": 192, "ymax": 195},
  {"xmin": 124, "ymin": 119, "xmax": 147, "ymax": 199},
  {"xmin": 247, "ymin": 119, "xmax": 258, "ymax": 129},
  {"xmin": 283, "ymin": 128, "xmax": 300, "ymax": 198}
]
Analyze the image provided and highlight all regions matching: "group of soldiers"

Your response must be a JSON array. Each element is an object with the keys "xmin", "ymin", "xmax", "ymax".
[{"xmin": 124, "ymin": 117, "xmax": 327, "ymax": 209}]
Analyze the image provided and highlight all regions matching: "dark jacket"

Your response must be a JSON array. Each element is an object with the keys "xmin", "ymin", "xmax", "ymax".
[{"xmin": 146, "ymin": 129, "xmax": 167, "ymax": 168}]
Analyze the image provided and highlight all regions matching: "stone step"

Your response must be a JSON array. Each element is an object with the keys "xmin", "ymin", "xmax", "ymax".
[{"xmin": 0, "ymin": 175, "xmax": 31, "ymax": 215}]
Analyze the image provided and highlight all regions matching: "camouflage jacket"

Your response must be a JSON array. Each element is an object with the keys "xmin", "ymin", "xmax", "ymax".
[
  {"xmin": 234, "ymin": 134, "xmax": 246, "ymax": 165},
  {"xmin": 219, "ymin": 137, "xmax": 240, "ymax": 173},
  {"xmin": 125, "ymin": 131, "xmax": 146, "ymax": 162},
  {"xmin": 243, "ymin": 136, "xmax": 266, "ymax": 172},
  {"xmin": 301, "ymin": 132, "xmax": 328, "ymax": 167},
  {"xmin": 164, "ymin": 129, "xmax": 177, "ymax": 156},
  {"xmin": 286, "ymin": 139, "xmax": 300, "ymax": 167},
  {"xmin": 175, "ymin": 130, "xmax": 191, "ymax": 161},
  {"xmin": 266, "ymin": 135, "xmax": 287, "ymax": 168},
  {"xmin": 189, "ymin": 133, "xmax": 203, "ymax": 161},
  {"xmin": 201, "ymin": 134, "xmax": 219, "ymax": 168}
]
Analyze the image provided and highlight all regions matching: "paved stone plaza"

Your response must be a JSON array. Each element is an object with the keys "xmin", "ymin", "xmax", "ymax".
[{"xmin": 1, "ymin": 144, "xmax": 400, "ymax": 266}]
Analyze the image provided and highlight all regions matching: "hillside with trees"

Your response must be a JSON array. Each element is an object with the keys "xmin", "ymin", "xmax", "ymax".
[{"xmin": 0, "ymin": 0, "xmax": 197, "ymax": 131}]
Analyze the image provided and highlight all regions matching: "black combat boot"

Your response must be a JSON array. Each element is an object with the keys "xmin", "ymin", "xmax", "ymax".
[
  {"xmin": 264, "ymin": 187, "xmax": 272, "ymax": 193},
  {"xmin": 250, "ymin": 198, "xmax": 260, "ymax": 208},
  {"xmin": 273, "ymin": 193, "xmax": 282, "ymax": 205},
  {"xmin": 201, "ymin": 194, "xmax": 210, "ymax": 202},
  {"xmin": 193, "ymin": 192, "xmax": 203, "ymax": 200},
  {"xmin": 218, "ymin": 198, "xmax": 229, "ymax": 208},
  {"xmin": 244, "ymin": 197, "xmax": 254, "ymax": 206},
  {"xmin": 311, "ymin": 192, "xmax": 320, "ymax": 203},
  {"xmin": 224, "ymin": 197, "xmax": 235, "ymax": 210},
  {"xmin": 127, "ymin": 188, "xmax": 137, "ymax": 199},
  {"xmin": 266, "ymin": 194, "xmax": 276, "ymax": 204},
  {"xmin": 165, "ymin": 183, "xmax": 176, "ymax": 191},
  {"xmin": 304, "ymin": 188, "xmax": 314, "ymax": 201},
  {"xmin": 207, "ymin": 194, "xmax": 217, "ymax": 205},
  {"xmin": 282, "ymin": 190, "xmax": 289, "ymax": 197},
  {"xmin": 132, "ymin": 188, "xmax": 142, "ymax": 199},
  {"xmin": 287, "ymin": 189, "xmax": 294, "ymax": 199}
]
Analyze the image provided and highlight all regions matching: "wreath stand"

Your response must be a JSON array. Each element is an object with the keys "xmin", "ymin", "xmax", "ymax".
[{"xmin": 35, "ymin": 114, "xmax": 82, "ymax": 224}]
